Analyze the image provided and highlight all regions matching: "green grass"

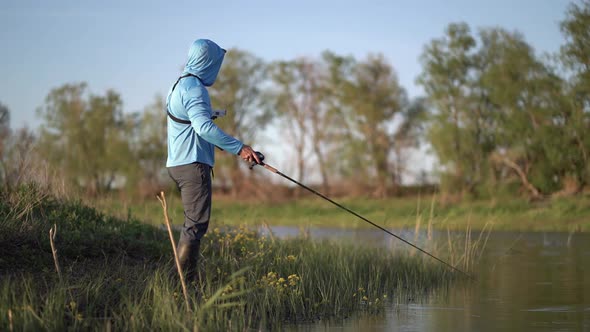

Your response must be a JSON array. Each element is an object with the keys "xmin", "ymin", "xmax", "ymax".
[
  {"xmin": 94, "ymin": 193, "xmax": 590, "ymax": 232},
  {"xmin": 0, "ymin": 185, "xmax": 462, "ymax": 331}
]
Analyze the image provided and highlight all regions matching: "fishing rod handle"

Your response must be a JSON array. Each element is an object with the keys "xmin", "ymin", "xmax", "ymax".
[
  {"xmin": 263, "ymin": 164, "xmax": 278, "ymax": 173},
  {"xmin": 248, "ymin": 151, "xmax": 266, "ymax": 169},
  {"xmin": 248, "ymin": 151, "xmax": 278, "ymax": 173}
]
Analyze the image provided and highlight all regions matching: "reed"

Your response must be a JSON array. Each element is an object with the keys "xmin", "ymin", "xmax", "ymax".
[
  {"xmin": 412, "ymin": 195, "xmax": 493, "ymax": 274},
  {"xmin": 0, "ymin": 185, "xmax": 472, "ymax": 331}
]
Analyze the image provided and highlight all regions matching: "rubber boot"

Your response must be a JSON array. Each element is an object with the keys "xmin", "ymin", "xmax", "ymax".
[{"xmin": 177, "ymin": 241, "xmax": 200, "ymax": 284}]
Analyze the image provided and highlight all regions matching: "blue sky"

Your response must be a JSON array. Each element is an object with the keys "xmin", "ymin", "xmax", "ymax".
[{"xmin": 0, "ymin": 0, "xmax": 572, "ymax": 130}]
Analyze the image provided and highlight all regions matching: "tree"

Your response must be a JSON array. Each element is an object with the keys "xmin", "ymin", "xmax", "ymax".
[
  {"xmin": 270, "ymin": 52, "xmax": 416, "ymax": 197},
  {"xmin": 209, "ymin": 49, "xmax": 269, "ymax": 196},
  {"xmin": 37, "ymin": 83, "xmax": 134, "ymax": 195},
  {"xmin": 128, "ymin": 95, "xmax": 168, "ymax": 196},
  {"xmin": 0, "ymin": 102, "xmax": 10, "ymax": 189},
  {"xmin": 321, "ymin": 51, "xmax": 358, "ymax": 186},
  {"xmin": 269, "ymin": 58, "xmax": 316, "ymax": 197},
  {"xmin": 269, "ymin": 55, "xmax": 342, "ymax": 195},
  {"xmin": 1, "ymin": 128, "xmax": 36, "ymax": 192},
  {"xmin": 419, "ymin": 22, "xmax": 578, "ymax": 199},
  {"xmin": 417, "ymin": 23, "xmax": 488, "ymax": 198},
  {"xmin": 391, "ymin": 97, "xmax": 428, "ymax": 190},
  {"xmin": 559, "ymin": 0, "xmax": 590, "ymax": 192},
  {"xmin": 0, "ymin": 103, "xmax": 41, "ymax": 192},
  {"xmin": 478, "ymin": 28, "xmax": 565, "ymax": 198},
  {"xmin": 342, "ymin": 54, "xmax": 409, "ymax": 197}
]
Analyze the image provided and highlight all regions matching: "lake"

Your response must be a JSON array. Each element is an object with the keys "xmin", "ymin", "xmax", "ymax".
[{"xmin": 265, "ymin": 227, "xmax": 590, "ymax": 332}]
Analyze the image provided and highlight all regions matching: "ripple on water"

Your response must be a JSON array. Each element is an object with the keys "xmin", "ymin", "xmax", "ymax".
[
  {"xmin": 524, "ymin": 306, "xmax": 578, "ymax": 313},
  {"xmin": 407, "ymin": 304, "xmax": 465, "ymax": 311}
]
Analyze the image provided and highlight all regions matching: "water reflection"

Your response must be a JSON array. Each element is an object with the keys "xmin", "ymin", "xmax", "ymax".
[{"xmin": 275, "ymin": 227, "xmax": 590, "ymax": 332}]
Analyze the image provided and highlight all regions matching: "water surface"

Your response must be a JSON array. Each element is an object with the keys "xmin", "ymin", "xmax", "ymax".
[{"xmin": 268, "ymin": 227, "xmax": 590, "ymax": 332}]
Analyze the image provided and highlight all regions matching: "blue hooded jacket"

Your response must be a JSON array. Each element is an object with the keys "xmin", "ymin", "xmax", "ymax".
[{"xmin": 166, "ymin": 39, "xmax": 244, "ymax": 167}]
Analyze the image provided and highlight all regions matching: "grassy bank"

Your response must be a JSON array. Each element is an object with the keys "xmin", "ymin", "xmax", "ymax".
[
  {"xmin": 0, "ymin": 186, "xmax": 461, "ymax": 331},
  {"xmin": 95, "ymin": 193, "xmax": 590, "ymax": 232}
]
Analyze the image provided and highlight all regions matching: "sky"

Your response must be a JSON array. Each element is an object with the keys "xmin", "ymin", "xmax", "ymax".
[{"xmin": 0, "ymin": 0, "xmax": 574, "ymax": 179}]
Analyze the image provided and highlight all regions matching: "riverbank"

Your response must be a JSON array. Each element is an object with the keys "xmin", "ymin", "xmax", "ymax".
[
  {"xmin": 0, "ymin": 186, "xmax": 459, "ymax": 330},
  {"xmin": 96, "ymin": 194, "xmax": 590, "ymax": 232}
]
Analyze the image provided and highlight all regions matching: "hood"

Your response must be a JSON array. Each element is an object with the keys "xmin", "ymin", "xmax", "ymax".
[{"xmin": 183, "ymin": 39, "xmax": 226, "ymax": 87}]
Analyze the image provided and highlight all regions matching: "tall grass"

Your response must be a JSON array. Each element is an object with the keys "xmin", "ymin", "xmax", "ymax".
[
  {"xmin": 0, "ymin": 185, "xmax": 471, "ymax": 331},
  {"xmin": 410, "ymin": 195, "xmax": 493, "ymax": 273}
]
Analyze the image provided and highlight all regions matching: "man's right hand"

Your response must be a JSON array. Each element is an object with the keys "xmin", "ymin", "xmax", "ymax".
[{"xmin": 239, "ymin": 145, "xmax": 262, "ymax": 165}]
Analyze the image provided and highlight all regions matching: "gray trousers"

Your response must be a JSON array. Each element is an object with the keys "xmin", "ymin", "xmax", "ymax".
[{"xmin": 167, "ymin": 162, "xmax": 212, "ymax": 245}]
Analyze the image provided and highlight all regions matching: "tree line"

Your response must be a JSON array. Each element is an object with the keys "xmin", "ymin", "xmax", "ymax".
[{"xmin": 0, "ymin": 1, "xmax": 588, "ymax": 200}]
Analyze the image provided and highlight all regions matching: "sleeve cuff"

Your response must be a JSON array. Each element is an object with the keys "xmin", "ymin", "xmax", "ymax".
[{"xmin": 234, "ymin": 142, "xmax": 244, "ymax": 155}]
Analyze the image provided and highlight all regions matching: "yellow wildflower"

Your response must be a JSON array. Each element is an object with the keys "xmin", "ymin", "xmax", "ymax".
[
  {"xmin": 288, "ymin": 274, "xmax": 300, "ymax": 286},
  {"xmin": 222, "ymin": 285, "xmax": 233, "ymax": 296}
]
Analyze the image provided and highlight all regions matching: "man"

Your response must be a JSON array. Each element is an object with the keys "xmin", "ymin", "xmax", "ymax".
[{"xmin": 166, "ymin": 39, "xmax": 261, "ymax": 282}]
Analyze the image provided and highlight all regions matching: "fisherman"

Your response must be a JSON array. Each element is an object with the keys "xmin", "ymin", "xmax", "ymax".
[{"xmin": 166, "ymin": 39, "xmax": 261, "ymax": 283}]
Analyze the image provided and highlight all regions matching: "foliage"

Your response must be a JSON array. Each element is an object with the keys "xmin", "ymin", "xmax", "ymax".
[
  {"xmin": 0, "ymin": 186, "xmax": 458, "ymax": 331},
  {"xmin": 125, "ymin": 95, "xmax": 168, "ymax": 196},
  {"xmin": 36, "ymin": 83, "xmax": 135, "ymax": 195},
  {"xmin": 0, "ymin": 102, "xmax": 10, "ymax": 187},
  {"xmin": 418, "ymin": 8, "xmax": 590, "ymax": 199},
  {"xmin": 269, "ymin": 56, "xmax": 331, "ymax": 195},
  {"xmin": 0, "ymin": 184, "xmax": 168, "ymax": 270},
  {"xmin": 209, "ymin": 48, "xmax": 270, "ymax": 196},
  {"xmin": 418, "ymin": 23, "xmax": 491, "ymax": 197},
  {"xmin": 269, "ymin": 52, "xmax": 424, "ymax": 197},
  {"xmin": 559, "ymin": 0, "xmax": 590, "ymax": 191},
  {"xmin": 343, "ymin": 54, "xmax": 409, "ymax": 197},
  {"xmin": 4, "ymin": 2, "xmax": 590, "ymax": 202}
]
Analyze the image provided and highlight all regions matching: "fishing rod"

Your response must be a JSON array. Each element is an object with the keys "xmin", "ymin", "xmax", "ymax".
[{"xmin": 249, "ymin": 152, "xmax": 473, "ymax": 279}]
